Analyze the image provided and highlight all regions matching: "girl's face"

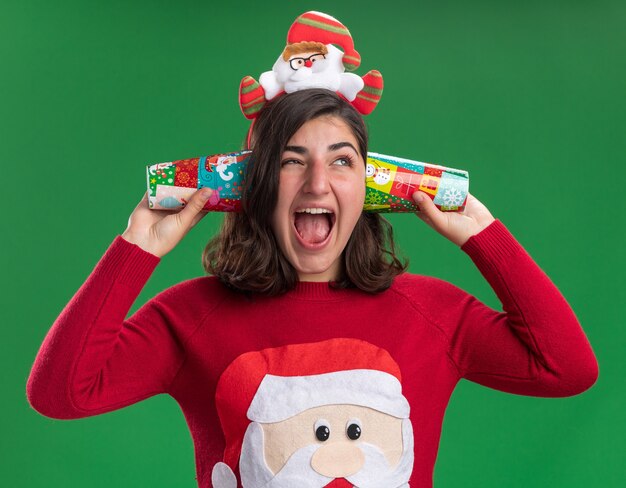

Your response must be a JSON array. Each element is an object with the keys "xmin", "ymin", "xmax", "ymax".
[{"xmin": 271, "ymin": 115, "xmax": 366, "ymax": 282}]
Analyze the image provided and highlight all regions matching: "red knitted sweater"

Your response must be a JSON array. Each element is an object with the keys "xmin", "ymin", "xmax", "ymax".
[{"xmin": 26, "ymin": 219, "xmax": 598, "ymax": 487}]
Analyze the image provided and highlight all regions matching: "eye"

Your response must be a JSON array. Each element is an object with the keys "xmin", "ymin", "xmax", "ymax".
[
  {"xmin": 333, "ymin": 157, "xmax": 353, "ymax": 167},
  {"xmin": 281, "ymin": 159, "xmax": 303, "ymax": 167},
  {"xmin": 314, "ymin": 419, "xmax": 331, "ymax": 442},
  {"xmin": 346, "ymin": 419, "xmax": 361, "ymax": 440}
]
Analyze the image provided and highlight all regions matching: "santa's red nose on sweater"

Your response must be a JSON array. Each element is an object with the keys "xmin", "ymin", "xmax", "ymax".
[{"xmin": 323, "ymin": 478, "xmax": 352, "ymax": 488}]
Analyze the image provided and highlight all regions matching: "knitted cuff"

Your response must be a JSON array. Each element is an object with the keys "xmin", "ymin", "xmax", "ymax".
[
  {"xmin": 460, "ymin": 219, "xmax": 525, "ymax": 270},
  {"xmin": 91, "ymin": 235, "xmax": 161, "ymax": 288}
]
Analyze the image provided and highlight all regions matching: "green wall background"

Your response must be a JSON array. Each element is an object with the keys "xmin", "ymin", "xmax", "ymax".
[{"xmin": 2, "ymin": 0, "xmax": 624, "ymax": 486}]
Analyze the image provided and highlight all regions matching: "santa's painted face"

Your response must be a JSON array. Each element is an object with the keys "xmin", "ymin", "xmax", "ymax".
[
  {"xmin": 239, "ymin": 404, "xmax": 414, "ymax": 487},
  {"xmin": 273, "ymin": 44, "xmax": 345, "ymax": 93},
  {"xmin": 271, "ymin": 115, "xmax": 365, "ymax": 282}
]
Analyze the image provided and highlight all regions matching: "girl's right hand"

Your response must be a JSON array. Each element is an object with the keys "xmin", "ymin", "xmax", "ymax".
[{"xmin": 121, "ymin": 189, "xmax": 212, "ymax": 258}]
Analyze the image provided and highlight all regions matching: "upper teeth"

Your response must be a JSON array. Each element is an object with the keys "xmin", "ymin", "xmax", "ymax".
[{"xmin": 296, "ymin": 208, "xmax": 332, "ymax": 214}]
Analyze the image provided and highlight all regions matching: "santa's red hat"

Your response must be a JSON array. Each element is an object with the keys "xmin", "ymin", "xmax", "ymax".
[
  {"xmin": 213, "ymin": 338, "xmax": 409, "ymax": 478},
  {"xmin": 239, "ymin": 11, "xmax": 383, "ymax": 123},
  {"xmin": 286, "ymin": 11, "xmax": 361, "ymax": 71}
]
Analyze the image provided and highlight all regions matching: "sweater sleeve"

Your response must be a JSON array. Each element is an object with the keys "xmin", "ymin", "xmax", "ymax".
[
  {"xmin": 26, "ymin": 236, "xmax": 186, "ymax": 419},
  {"xmin": 444, "ymin": 219, "xmax": 598, "ymax": 397},
  {"xmin": 451, "ymin": 220, "xmax": 598, "ymax": 397}
]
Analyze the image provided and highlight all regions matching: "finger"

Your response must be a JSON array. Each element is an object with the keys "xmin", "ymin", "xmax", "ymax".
[
  {"xmin": 177, "ymin": 189, "xmax": 212, "ymax": 228},
  {"xmin": 460, "ymin": 192, "xmax": 475, "ymax": 212},
  {"xmin": 414, "ymin": 210, "xmax": 434, "ymax": 228},
  {"xmin": 190, "ymin": 209, "xmax": 210, "ymax": 228},
  {"xmin": 412, "ymin": 191, "xmax": 445, "ymax": 226}
]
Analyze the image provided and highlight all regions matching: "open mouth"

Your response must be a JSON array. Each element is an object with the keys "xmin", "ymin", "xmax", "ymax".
[{"xmin": 293, "ymin": 207, "xmax": 336, "ymax": 247}]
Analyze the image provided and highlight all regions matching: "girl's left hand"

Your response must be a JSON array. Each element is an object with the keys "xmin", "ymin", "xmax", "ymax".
[{"xmin": 412, "ymin": 191, "xmax": 496, "ymax": 247}]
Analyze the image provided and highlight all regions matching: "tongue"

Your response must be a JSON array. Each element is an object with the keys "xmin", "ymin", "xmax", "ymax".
[{"xmin": 295, "ymin": 213, "xmax": 330, "ymax": 244}]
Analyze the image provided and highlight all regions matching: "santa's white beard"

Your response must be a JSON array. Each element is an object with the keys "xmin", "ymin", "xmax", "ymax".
[
  {"xmin": 238, "ymin": 420, "xmax": 414, "ymax": 488},
  {"xmin": 270, "ymin": 44, "xmax": 345, "ymax": 95},
  {"xmin": 282, "ymin": 67, "xmax": 342, "ymax": 94}
]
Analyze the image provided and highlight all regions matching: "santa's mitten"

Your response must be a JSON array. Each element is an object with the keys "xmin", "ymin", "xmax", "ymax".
[
  {"xmin": 239, "ymin": 76, "xmax": 267, "ymax": 119},
  {"xmin": 211, "ymin": 462, "xmax": 237, "ymax": 488},
  {"xmin": 352, "ymin": 70, "xmax": 384, "ymax": 115}
]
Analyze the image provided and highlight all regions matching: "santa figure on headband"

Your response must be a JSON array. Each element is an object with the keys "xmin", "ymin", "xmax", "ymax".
[
  {"xmin": 239, "ymin": 11, "xmax": 384, "ymax": 119},
  {"xmin": 211, "ymin": 339, "xmax": 414, "ymax": 488}
]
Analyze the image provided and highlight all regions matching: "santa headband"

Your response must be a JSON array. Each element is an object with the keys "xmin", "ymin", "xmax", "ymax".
[
  {"xmin": 214, "ymin": 338, "xmax": 409, "ymax": 476},
  {"xmin": 238, "ymin": 10, "xmax": 384, "ymax": 122}
]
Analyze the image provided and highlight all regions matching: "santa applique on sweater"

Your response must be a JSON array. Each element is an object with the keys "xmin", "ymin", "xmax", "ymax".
[
  {"xmin": 211, "ymin": 338, "xmax": 414, "ymax": 488},
  {"xmin": 238, "ymin": 11, "xmax": 384, "ymax": 119}
]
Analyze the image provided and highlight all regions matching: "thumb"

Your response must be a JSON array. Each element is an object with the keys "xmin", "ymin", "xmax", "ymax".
[
  {"xmin": 412, "ymin": 191, "xmax": 445, "ymax": 227},
  {"xmin": 177, "ymin": 188, "xmax": 212, "ymax": 226}
]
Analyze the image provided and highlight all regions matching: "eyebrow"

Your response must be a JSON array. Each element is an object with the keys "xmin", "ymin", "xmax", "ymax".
[{"xmin": 284, "ymin": 142, "xmax": 359, "ymax": 155}]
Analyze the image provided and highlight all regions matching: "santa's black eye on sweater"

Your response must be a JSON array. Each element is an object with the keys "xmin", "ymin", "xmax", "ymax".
[
  {"xmin": 346, "ymin": 421, "xmax": 361, "ymax": 440},
  {"xmin": 316, "ymin": 425, "xmax": 330, "ymax": 441},
  {"xmin": 314, "ymin": 419, "xmax": 331, "ymax": 442}
]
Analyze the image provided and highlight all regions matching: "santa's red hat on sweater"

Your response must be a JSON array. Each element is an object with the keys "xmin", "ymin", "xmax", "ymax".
[{"xmin": 211, "ymin": 338, "xmax": 410, "ymax": 485}]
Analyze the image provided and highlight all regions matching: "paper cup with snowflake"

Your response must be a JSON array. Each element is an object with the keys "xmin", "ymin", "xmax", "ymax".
[
  {"xmin": 147, "ymin": 152, "xmax": 250, "ymax": 212},
  {"xmin": 364, "ymin": 152, "xmax": 469, "ymax": 212},
  {"xmin": 147, "ymin": 150, "xmax": 468, "ymax": 214}
]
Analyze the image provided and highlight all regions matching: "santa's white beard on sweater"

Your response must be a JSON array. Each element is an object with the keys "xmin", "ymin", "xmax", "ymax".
[{"xmin": 237, "ymin": 420, "xmax": 414, "ymax": 488}]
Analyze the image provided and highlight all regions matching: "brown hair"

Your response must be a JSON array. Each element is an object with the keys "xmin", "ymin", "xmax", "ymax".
[
  {"xmin": 282, "ymin": 42, "xmax": 328, "ymax": 60},
  {"xmin": 202, "ymin": 89, "xmax": 407, "ymax": 295}
]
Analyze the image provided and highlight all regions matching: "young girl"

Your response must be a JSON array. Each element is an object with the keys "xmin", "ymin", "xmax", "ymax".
[{"xmin": 26, "ymin": 88, "xmax": 598, "ymax": 488}]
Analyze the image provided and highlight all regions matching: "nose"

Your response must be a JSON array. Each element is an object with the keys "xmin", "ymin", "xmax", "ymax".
[
  {"xmin": 303, "ymin": 160, "xmax": 330, "ymax": 195},
  {"xmin": 304, "ymin": 59, "xmax": 313, "ymax": 67},
  {"xmin": 311, "ymin": 442, "xmax": 364, "ymax": 478}
]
